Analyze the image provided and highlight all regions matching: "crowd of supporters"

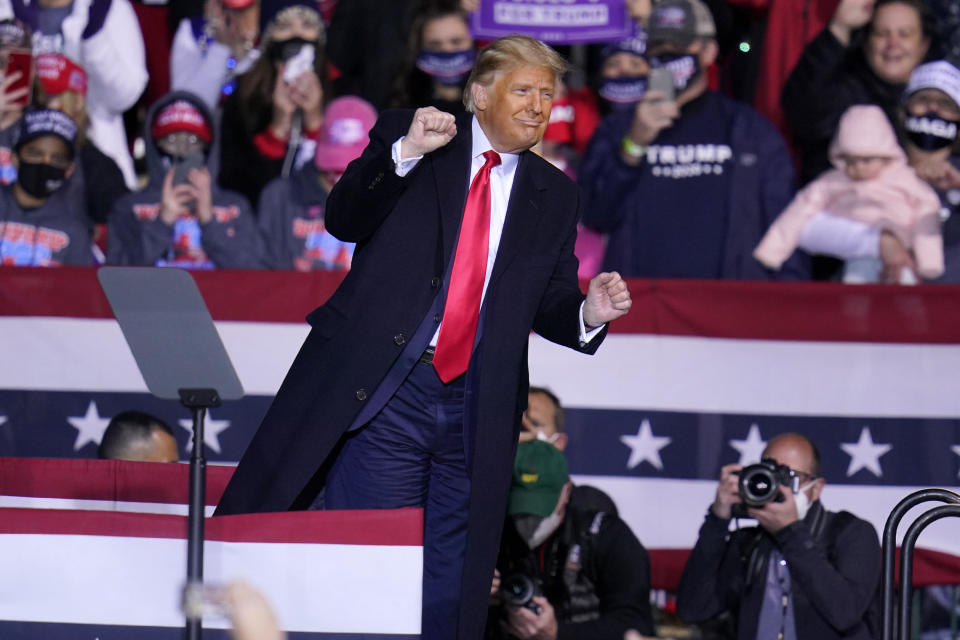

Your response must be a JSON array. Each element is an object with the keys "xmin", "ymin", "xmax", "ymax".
[{"xmin": 1, "ymin": 0, "xmax": 959, "ymax": 283}]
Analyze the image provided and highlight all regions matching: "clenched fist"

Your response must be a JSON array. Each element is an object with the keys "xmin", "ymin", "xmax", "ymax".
[{"xmin": 401, "ymin": 107, "xmax": 458, "ymax": 159}]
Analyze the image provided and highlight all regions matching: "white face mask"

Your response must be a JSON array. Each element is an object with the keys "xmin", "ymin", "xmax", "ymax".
[
  {"xmin": 794, "ymin": 480, "xmax": 817, "ymax": 521},
  {"xmin": 524, "ymin": 512, "xmax": 563, "ymax": 549},
  {"xmin": 536, "ymin": 429, "xmax": 560, "ymax": 444}
]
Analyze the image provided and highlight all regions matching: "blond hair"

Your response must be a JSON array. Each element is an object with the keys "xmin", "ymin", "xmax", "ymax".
[{"xmin": 463, "ymin": 35, "xmax": 568, "ymax": 112}]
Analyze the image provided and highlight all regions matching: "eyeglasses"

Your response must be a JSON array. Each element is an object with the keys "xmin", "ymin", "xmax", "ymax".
[{"xmin": 157, "ymin": 132, "xmax": 206, "ymax": 156}]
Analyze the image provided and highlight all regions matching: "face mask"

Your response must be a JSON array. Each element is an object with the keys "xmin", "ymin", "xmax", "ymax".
[
  {"xmin": 794, "ymin": 480, "xmax": 817, "ymax": 521},
  {"xmin": 649, "ymin": 53, "xmax": 700, "ymax": 94},
  {"xmin": 905, "ymin": 111, "xmax": 959, "ymax": 151},
  {"xmin": 267, "ymin": 36, "xmax": 313, "ymax": 62},
  {"xmin": 599, "ymin": 75, "xmax": 648, "ymax": 105},
  {"xmin": 513, "ymin": 512, "xmax": 563, "ymax": 549},
  {"xmin": 17, "ymin": 161, "xmax": 67, "ymax": 199},
  {"xmin": 535, "ymin": 429, "xmax": 560, "ymax": 444},
  {"xmin": 415, "ymin": 49, "xmax": 476, "ymax": 85}
]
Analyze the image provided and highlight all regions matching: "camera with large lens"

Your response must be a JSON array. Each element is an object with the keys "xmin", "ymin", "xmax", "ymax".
[
  {"xmin": 737, "ymin": 458, "xmax": 801, "ymax": 508},
  {"xmin": 499, "ymin": 573, "xmax": 542, "ymax": 615}
]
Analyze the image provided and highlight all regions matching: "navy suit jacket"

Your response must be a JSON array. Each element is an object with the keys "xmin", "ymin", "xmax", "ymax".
[{"xmin": 216, "ymin": 109, "xmax": 607, "ymax": 639}]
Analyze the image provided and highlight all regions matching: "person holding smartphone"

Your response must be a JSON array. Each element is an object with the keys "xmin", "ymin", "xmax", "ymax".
[
  {"xmin": 106, "ymin": 90, "xmax": 263, "ymax": 269},
  {"xmin": 218, "ymin": 3, "xmax": 326, "ymax": 209},
  {"xmin": 0, "ymin": 18, "xmax": 33, "ymax": 186},
  {"xmin": 579, "ymin": 0, "xmax": 809, "ymax": 281}
]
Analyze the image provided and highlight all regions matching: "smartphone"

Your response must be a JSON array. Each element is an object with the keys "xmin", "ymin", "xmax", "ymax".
[
  {"xmin": 172, "ymin": 151, "xmax": 205, "ymax": 186},
  {"xmin": 647, "ymin": 67, "xmax": 675, "ymax": 103},
  {"xmin": 4, "ymin": 49, "xmax": 33, "ymax": 108},
  {"xmin": 283, "ymin": 44, "xmax": 315, "ymax": 84}
]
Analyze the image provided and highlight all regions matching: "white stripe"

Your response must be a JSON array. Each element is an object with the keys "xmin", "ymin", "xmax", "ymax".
[
  {"xmin": 6, "ymin": 317, "xmax": 960, "ymax": 417},
  {"xmin": 0, "ymin": 317, "xmax": 307, "ymax": 396},
  {"xmin": 573, "ymin": 474, "xmax": 960, "ymax": 556},
  {"xmin": 531, "ymin": 334, "xmax": 960, "ymax": 417},
  {"xmin": 0, "ymin": 496, "xmax": 215, "ymax": 516},
  {"xmin": 0, "ymin": 534, "xmax": 422, "ymax": 633}
]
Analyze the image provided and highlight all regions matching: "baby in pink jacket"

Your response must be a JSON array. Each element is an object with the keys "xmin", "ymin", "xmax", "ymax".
[{"xmin": 755, "ymin": 104, "xmax": 943, "ymax": 283}]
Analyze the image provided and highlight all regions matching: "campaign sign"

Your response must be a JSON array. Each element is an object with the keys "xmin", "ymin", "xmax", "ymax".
[{"xmin": 471, "ymin": 0, "xmax": 633, "ymax": 44}]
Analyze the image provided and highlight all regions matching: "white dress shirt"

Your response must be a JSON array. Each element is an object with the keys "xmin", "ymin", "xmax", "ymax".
[{"xmin": 391, "ymin": 116, "xmax": 602, "ymax": 347}]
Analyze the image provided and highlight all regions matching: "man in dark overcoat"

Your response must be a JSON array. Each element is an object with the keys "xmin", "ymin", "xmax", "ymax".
[{"xmin": 216, "ymin": 35, "xmax": 633, "ymax": 640}]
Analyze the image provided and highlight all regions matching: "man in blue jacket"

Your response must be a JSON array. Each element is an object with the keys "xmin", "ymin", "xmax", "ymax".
[{"xmin": 579, "ymin": 0, "xmax": 809, "ymax": 280}]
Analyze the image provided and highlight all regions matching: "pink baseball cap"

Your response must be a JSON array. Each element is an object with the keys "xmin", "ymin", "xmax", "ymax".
[{"xmin": 314, "ymin": 96, "xmax": 377, "ymax": 172}]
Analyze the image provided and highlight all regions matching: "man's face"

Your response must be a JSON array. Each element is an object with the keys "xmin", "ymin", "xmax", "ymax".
[
  {"xmin": 17, "ymin": 135, "xmax": 72, "ymax": 172},
  {"xmin": 865, "ymin": 2, "xmax": 929, "ymax": 85},
  {"xmin": 524, "ymin": 392, "xmax": 558, "ymax": 438},
  {"xmin": 763, "ymin": 436, "xmax": 823, "ymax": 502},
  {"xmin": 473, "ymin": 64, "xmax": 555, "ymax": 154}
]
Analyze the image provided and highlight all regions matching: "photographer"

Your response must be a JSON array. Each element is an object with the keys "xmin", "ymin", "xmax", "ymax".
[
  {"xmin": 676, "ymin": 433, "xmax": 881, "ymax": 640},
  {"xmin": 488, "ymin": 440, "xmax": 654, "ymax": 640}
]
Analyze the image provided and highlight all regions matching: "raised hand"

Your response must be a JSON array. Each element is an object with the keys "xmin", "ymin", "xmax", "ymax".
[
  {"xmin": 401, "ymin": 107, "xmax": 457, "ymax": 159},
  {"xmin": 583, "ymin": 271, "xmax": 632, "ymax": 329},
  {"xmin": 830, "ymin": 0, "xmax": 876, "ymax": 46}
]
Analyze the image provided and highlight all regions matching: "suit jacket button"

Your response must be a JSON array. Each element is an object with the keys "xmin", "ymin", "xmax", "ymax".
[
  {"xmin": 433, "ymin": 313, "xmax": 441, "ymax": 323},
  {"xmin": 431, "ymin": 277, "xmax": 440, "ymax": 288},
  {"xmin": 394, "ymin": 333, "xmax": 406, "ymax": 346},
  {"xmin": 355, "ymin": 389, "xmax": 368, "ymax": 401}
]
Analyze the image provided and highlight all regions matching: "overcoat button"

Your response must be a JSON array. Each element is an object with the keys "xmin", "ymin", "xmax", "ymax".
[
  {"xmin": 431, "ymin": 277, "xmax": 440, "ymax": 288},
  {"xmin": 394, "ymin": 333, "xmax": 406, "ymax": 346},
  {"xmin": 355, "ymin": 389, "xmax": 368, "ymax": 401}
]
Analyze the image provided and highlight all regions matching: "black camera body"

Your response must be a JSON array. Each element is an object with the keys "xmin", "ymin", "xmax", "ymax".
[
  {"xmin": 737, "ymin": 458, "xmax": 801, "ymax": 508},
  {"xmin": 499, "ymin": 573, "xmax": 542, "ymax": 615}
]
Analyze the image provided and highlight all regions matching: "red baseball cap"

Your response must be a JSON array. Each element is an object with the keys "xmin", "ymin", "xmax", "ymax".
[
  {"xmin": 151, "ymin": 100, "xmax": 213, "ymax": 144},
  {"xmin": 36, "ymin": 53, "xmax": 87, "ymax": 97},
  {"xmin": 221, "ymin": 0, "xmax": 257, "ymax": 10}
]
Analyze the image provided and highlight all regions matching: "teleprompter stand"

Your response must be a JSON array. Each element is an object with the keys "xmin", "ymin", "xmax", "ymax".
[{"xmin": 97, "ymin": 267, "xmax": 244, "ymax": 640}]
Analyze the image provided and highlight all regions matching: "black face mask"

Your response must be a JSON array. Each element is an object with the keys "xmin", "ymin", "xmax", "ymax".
[
  {"xmin": 904, "ymin": 111, "xmax": 960, "ymax": 151},
  {"xmin": 17, "ymin": 161, "xmax": 67, "ymax": 199},
  {"xmin": 267, "ymin": 37, "xmax": 313, "ymax": 62}
]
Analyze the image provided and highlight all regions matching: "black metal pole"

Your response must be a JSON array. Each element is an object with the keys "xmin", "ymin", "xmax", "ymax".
[
  {"xmin": 898, "ymin": 505, "xmax": 960, "ymax": 640},
  {"xmin": 179, "ymin": 388, "xmax": 219, "ymax": 640},
  {"xmin": 186, "ymin": 404, "xmax": 207, "ymax": 640},
  {"xmin": 881, "ymin": 489, "xmax": 960, "ymax": 640}
]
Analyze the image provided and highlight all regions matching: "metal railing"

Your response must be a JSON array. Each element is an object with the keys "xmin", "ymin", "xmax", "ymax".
[{"xmin": 882, "ymin": 489, "xmax": 960, "ymax": 640}]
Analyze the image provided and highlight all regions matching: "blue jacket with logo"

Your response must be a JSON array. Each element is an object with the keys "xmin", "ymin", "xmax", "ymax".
[{"xmin": 579, "ymin": 91, "xmax": 809, "ymax": 280}]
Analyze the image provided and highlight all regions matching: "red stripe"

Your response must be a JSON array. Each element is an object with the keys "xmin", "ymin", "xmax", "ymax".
[
  {"xmin": 647, "ymin": 547, "xmax": 960, "ymax": 590},
  {"xmin": 4, "ymin": 268, "xmax": 960, "ymax": 343},
  {"xmin": 0, "ymin": 506, "xmax": 423, "ymax": 545},
  {"xmin": 0, "ymin": 457, "xmax": 233, "ymax": 505}
]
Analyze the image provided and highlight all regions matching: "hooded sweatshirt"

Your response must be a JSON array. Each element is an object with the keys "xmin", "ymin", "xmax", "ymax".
[
  {"xmin": 754, "ymin": 104, "xmax": 944, "ymax": 278},
  {"xmin": 257, "ymin": 163, "xmax": 354, "ymax": 271},
  {"xmin": 106, "ymin": 90, "xmax": 264, "ymax": 269}
]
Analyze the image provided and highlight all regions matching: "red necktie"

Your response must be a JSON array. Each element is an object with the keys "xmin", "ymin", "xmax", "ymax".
[{"xmin": 433, "ymin": 150, "xmax": 501, "ymax": 383}]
